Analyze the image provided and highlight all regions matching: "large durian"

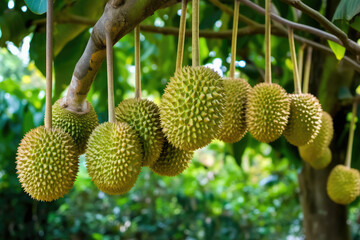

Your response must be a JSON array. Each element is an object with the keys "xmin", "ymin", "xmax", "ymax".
[
  {"xmin": 298, "ymin": 111, "xmax": 333, "ymax": 161},
  {"xmin": 115, "ymin": 99, "xmax": 164, "ymax": 167},
  {"xmin": 150, "ymin": 140, "xmax": 193, "ymax": 176},
  {"xmin": 52, "ymin": 98, "xmax": 99, "ymax": 154},
  {"xmin": 217, "ymin": 78, "xmax": 251, "ymax": 143},
  {"xmin": 85, "ymin": 122, "xmax": 143, "ymax": 195},
  {"xmin": 160, "ymin": 66, "xmax": 225, "ymax": 150},
  {"xmin": 16, "ymin": 126, "xmax": 78, "ymax": 202},
  {"xmin": 284, "ymin": 93, "xmax": 322, "ymax": 146},
  {"xmin": 308, "ymin": 147, "xmax": 332, "ymax": 170},
  {"xmin": 246, "ymin": 83, "xmax": 290, "ymax": 143},
  {"xmin": 327, "ymin": 165, "xmax": 360, "ymax": 205}
]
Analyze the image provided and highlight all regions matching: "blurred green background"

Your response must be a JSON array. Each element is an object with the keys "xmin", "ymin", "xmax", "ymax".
[{"xmin": 1, "ymin": 0, "xmax": 360, "ymax": 239}]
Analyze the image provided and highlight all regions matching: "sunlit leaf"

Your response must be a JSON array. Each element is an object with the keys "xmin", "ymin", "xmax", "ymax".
[{"xmin": 327, "ymin": 40, "xmax": 346, "ymax": 60}]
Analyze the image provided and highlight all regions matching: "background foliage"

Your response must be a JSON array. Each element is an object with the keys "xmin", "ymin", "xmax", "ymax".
[{"xmin": 1, "ymin": 0, "xmax": 360, "ymax": 239}]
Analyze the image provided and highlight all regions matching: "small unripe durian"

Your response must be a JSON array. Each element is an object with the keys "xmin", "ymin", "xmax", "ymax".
[
  {"xmin": 115, "ymin": 99, "xmax": 164, "ymax": 167},
  {"xmin": 217, "ymin": 78, "xmax": 251, "ymax": 143},
  {"xmin": 160, "ymin": 66, "xmax": 225, "ymax": 151},
  {"xmin": 327, "ymin": 165, "xmax": 360, "ymax": 205},
  {"xmin": 85, "ymin": 122, "xmax": 143, "ymax": 195},
  {"xmin": 308, "ymin": 148, "xmax": 332, "ymax": 170},
  {"xmin": 298, "ymin": 111, "xmax": 333, "ymax": 161},
  {"xmin": 284, "ymin": 93, "xmax": 322, "ymax": 146},
  {"xmin": 246, "ymin": 83, "xmax": 290, "ymax": 143},
  {"xmin": 16, "ymin": 126, "xmax": 79, "ymax": 202},
  {"xmin": 150, "ymin": 140, "xmax": 193, "ymax": 176},
  {"xmin": 52, "ymin": 98, "xmax": 99, "ymax": 154}
]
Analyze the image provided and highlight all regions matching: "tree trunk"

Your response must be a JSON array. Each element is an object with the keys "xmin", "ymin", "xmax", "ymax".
[{"xmin": 298, "ymin": 52, "xmax": 355, "ymax": 239}]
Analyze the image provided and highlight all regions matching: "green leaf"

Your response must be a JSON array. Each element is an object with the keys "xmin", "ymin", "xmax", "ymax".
[
  {"xmin": 333, "ymin": 0, "xmax": 360, "ymax": 21},
  {"xmin": 350, "ymin": 16, "xmax": 360, "ymax": 32},
  {"xmin": 24, "ymin": 0, "xmax": 47, "ymax": 15},
  {"xmin": 327, "ymin": 40, "xmax": 346, "ymax": 60}
]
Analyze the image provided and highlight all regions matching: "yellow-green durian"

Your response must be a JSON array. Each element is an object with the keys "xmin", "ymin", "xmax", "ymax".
[
  {"xmin": 284, "ymin": 93, "xmax": 322, "ymax": 146},
  {"xmin": 150, "ymin": 140, "xmax": 193, "ymax": 176},
  {"xmin": 298, "ymin": 112, "xmax": 333, "ymax": 161},
  {"xmin": 52, "ymin": 98, "xmax": 99, "ymax": 154},
  {"xmin": 327, "ymin": 165, "xmax": 360, "ymax": 205},
  {"xmin": 308, "ymin": 147, "xmax": 332, "ymax": 170},
  {"xmin": 16, "ymin": 126, "xmax": 78, "ymax": 202},
  {"xmin": 160, "ymin": 66, "xmax": 225, "ymax": 151},
  {"xmin": 85, "ymin": 122, "xmax": 143, "ymax": 195},
  {"xmin": 246, "ymin": 83, "xmax": 290, "ymax": 143},
  {"xmin": 115, "ymin": 99, "xmax": 164, "ymax": 167},
  {"xmin": 217, "ymin": 78, "xmax": 251, "ymax": 143}
]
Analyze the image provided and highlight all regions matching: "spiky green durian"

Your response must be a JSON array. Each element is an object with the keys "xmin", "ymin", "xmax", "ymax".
[
  {"xmin": 327, "ymin": 165, "xmax": 360, "ymax": 205},
  {"xmin": 298, "ymin": 112, "xmax": 334, "ymax": 161},
  {"xmin": 16, "ymin": 126, "xmax": 78, "ymax": 202},
  {"xmin": 284, "ymin": 93, "xmax": 322, "ymax": 146},
  {"xmin": 246, "ymin": 83, "xmax": 290, "ymax": 143},
  {"xmin": 150, "ymin": 140, "xmax": 193, "ymax": 176},
  {"xmin": 115, "ymin": 99, "xmax": 164, "ymax": 167},
  {"xmin": 308, "ymin": 148, "xmax": 332, "ymax": 170},
  {"xmin": 52, "ymin": 98, "xmax": 99, "ymax": 154},
  {"xmin": 85, "ymin": 121, "xmax": 143, "ymax": 195},
  {"xmin": 160, "ymin": 66, "xmax": 225, "ymax": 151},
  {"xmin": 217, "ymin": 78, "xmax": 251, "ymax": 143}
]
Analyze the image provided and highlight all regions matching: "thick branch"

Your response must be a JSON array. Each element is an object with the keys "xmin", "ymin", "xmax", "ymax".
[
  {"xmin": 279, "ymin": 0, "xmax": 360, "ymax": 56},
  {"xmin": 63, "ymin": 0, "xmax": 181, "ymax": 112}
]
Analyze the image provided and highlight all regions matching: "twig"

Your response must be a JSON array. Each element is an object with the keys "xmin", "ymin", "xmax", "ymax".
[
  {"xmin": 135, "ymin": 25, "xmax": 141, "ymax": 99},
  {"xmin": 303, "ymin": 46, "xmax": 312, "ymax": 94},
  {"xmin": 298, "ymin": 44, "xmax": 305, "ymax": 84},
  {"xmin": 106, "ymin": 31, "xmax": 115, "ymax": 123},
  {"xmin": 192, "ymin": 0, "xmax": 200, "ymax": 67},
  {"xmin": 207, "ymin": 0, "xmax": 258, "ymax": 26},
  {"xmin": 288, "ymin": 28, "xmax": 301, "ymax": 94},
  {"xmin": 176, "ymin": 0, "xmax": 187, "ymax": 71},
  {"xmin": 264, "ymin": 0, "xmax": 271, "ymax": 84},
  {"xmin": 279, "ymin": 0, "xmax": 360, "ymax": 56},
  {"xmin": 45, "ymin": 0, "xmax": 53, "ymax": 129},
  {"xmin": 345, "ymin": 102, "xmax": 358, "ymax": 167},
  {"xmin": 230, "ymin": 0, "xmax": 240, "ymax": 78}
]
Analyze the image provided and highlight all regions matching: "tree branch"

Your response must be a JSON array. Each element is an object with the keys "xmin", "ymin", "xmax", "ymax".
[
  {"xmin": 62, "ymin": 0, "xmax": 181, "ymax": 112},
  {"xmin": 279, "ymin": 0, "xmax": 360, "ymax": 56}
]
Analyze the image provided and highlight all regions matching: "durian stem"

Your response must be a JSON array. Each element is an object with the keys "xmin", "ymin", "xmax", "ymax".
[
  {"xmin": 264, "ymin": 0, "xmax": 272, "ymax": 84},
  {"xmin": 230, "ymin": 0, "xmax": 240, "ymax": 79},
  {"xmin": 176, "ymin": 0, "xmax": 187, "ymax": 72},
  {"xmin": 45, "ymin": 0, "xmax": 53, "ymax": 129},
  {"xmin": 288, "ymin": 27, "xmax": 301, "ymax": 94},
  {"xmin": 298, "ymin": 44, "xmax": 305, "ymax": 85},
  {"xmin": 345, "ymin": 102, "xmax": 357, "ymax": 168},
  {"xmin": 192, "ymin": 0, "xmax": 200, "ymax": 67},
  {"xmin": 106, "ymin": 31, "xmax": 115, "ymax": 123},
  {"xmin": 303, "ymin": 46, "xmax": 313, "ymax": 94},
  {"xmin": 135, "ymin": 24, "xmax": 141, "ymax": 99}
]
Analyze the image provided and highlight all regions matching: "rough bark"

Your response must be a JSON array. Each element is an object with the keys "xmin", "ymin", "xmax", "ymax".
[{"xmin": 62, "ymin": 0, "xmax": 181, "ymax": 112}]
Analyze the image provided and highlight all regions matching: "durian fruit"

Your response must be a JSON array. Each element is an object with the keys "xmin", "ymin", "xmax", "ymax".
[
  {"xmin": 16, "ymin": 126, "xmax": 78, "ymax": 202},
  {"xmin": 160, "ymin": 66, "xmax": 225, "ymax": 151},
  {"xmin": 298, "ymin": 112, "xmax": 333, "ymax": 161},
  {"xmin": 308, "ymin": 147, "xmax": 332, "ymax": 170},
  {"xmin": 217, "ymin": 78, "xmax": 251, "ymax": 143},
  {"xmin": 52, "ymin": 98, "xmax": 99, "ymax": 154},
  {"xmin": 150, "ymin": 140, "xmax": 193, "ymax": 176},
  {"xmin": 246, "ymin": 83, "xmax": 290, "ymax": 143},
  {"xmin": 284, "ymin": 93, "xmax": 322, "ymax": 146},
  {"xmin": 327, "ymin": 165, "xmax": 360, "ymax": 205},
  {"xmin": 115, "ymin": 99, "xmax": 164, "ymax": 167},
  {"xmin": 85, "ymin": 121, "xmax": 143, "ymax": 195}
]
